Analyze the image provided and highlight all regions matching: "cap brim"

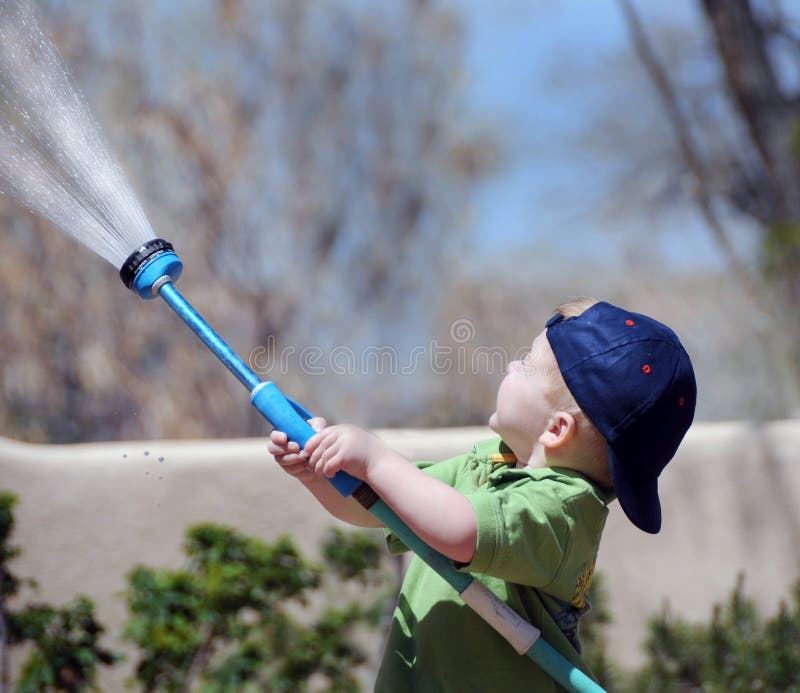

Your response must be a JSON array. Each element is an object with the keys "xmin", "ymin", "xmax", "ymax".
[{"xmin": 609, "ymin": 446, "xmax": 662, "ymax": 534}]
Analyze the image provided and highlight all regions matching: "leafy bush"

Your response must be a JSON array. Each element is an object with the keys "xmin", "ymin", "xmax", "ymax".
[
  {"xmin": 7, "ymin": 484, "xmax": 800, "ymax": 692},
  {"xmin": 581, "ymin": 571, "xmax": 800, "ymax": 692},
  {"xmin": 0, "ymin": 492, "xmax": 118, "ymax": 692},
  {"xmin": 627, "ymin": 574, "xmax": 800, "ymax": 692},
  {"xmin": 123, "ymin": 524, "xmax": 391, "ymax": 692}
]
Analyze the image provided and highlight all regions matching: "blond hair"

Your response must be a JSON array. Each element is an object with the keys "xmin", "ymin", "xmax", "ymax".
[
  {"xmin": 554, "ymin": 296, "xmax": 599, "ymax": 320},
  {"xmin": 548, "ymin": 297, "xmax": 611, "ymax": 487}
]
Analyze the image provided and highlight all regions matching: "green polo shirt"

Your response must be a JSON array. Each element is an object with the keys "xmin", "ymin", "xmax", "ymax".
[{"xmin": 375, "ymin": 438, "xmax": 613, "ymax": 692}]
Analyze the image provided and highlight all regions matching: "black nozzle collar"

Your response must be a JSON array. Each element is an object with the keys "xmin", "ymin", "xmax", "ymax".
[{"xmin": 120, "ymin": 239, "xmax": 175, "ymax": 289}]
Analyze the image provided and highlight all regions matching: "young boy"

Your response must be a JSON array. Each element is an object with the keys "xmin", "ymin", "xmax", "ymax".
[{"xmin": 269, "ymin": 298, "xmax": 696, "ymax": 691}]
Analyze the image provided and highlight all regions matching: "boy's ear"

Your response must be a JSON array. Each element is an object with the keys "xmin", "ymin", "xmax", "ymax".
[{"xmin": 538, "ymin": 412, "xmax": 576, "ymax": 449}]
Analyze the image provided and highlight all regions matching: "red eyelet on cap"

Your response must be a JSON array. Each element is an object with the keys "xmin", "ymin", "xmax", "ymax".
[
  {"xmin": 642, "ymin": 364, "xmax": 652, "ymax": 374},
  {"xmin": 626, "ymin": 319, "xmax": 635, "ymax": 326},
  {"xmin": 678, "ymin": 396, "xmax": 685, "ymax": 406}
]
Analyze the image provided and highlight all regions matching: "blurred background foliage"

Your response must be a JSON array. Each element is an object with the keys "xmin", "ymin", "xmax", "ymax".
[{"xmin": 1, "ymin": 0, "xmax": 799, "ymax": 444}]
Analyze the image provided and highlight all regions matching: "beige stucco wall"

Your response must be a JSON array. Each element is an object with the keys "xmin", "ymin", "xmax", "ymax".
[{"xmin": 1, "ymin": 420, "xmax": 798, "ymax": 687}]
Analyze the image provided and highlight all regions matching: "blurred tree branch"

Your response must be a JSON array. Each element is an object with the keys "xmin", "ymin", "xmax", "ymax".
[
  {"xmin": 619, "ymin": 0, "xmax": 752, "ymax": 290},
  {"xmin": 619, "ymin": 0, "xmax": 800, "ymax": 413},
  {"xmin": 701, "ymin": 0, "xmax": 800, "ymax": 224},
  {"xmin": 0, "ymin": 0, "xmax": 494, "ymax": 441}
]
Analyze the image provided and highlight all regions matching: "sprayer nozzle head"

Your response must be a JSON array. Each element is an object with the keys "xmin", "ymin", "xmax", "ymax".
[
  {"xmin": 120, "ymin": 239, "xmax": 175, "ymax": 289},
  {"xmin": 120, "ymin": 238, "xmax": 183, "ymax": 299}
]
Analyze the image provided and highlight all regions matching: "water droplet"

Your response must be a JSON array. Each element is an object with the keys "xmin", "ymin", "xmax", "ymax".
[
  {"xmin": 143, "ymin": 451, "xmax": 150, "ymax": 456},
  {"xmin": 158, "ymin": 457, "xmax": 165, "ymax": 463},
  {"xmin": 158, "ymin": 475, "xmax": 163, "ymax": 480},
  {"xmin": 122, "ymin": 453, "xmax": 127, "ymax": 458},
  {"xmin": 145, "ymin": 471, "xmax": 149, "ymax": 476}
]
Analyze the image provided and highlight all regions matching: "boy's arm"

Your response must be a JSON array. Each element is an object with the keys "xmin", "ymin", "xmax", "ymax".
[
  {"xmin": 306, "ymin": 425, "xmax": 477, "ymax": 564},
  {"xmin": 298, "ymin": 475, "xmax": 382, "ymax": 528},
  {"xmin": 366, "ymin": 450, "xmax": 478, "ymax": 564}
]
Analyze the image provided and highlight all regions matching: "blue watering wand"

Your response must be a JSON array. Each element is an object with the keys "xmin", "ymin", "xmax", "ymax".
[{"xmin": 120, "ymin": 239, "xmax": 606, "ymax": 693}]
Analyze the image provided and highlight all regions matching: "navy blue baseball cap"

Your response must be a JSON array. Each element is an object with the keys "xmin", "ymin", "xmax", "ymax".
[{"xmin": 545, "ymin": 301, "xmax": 696, "ymax": 534}]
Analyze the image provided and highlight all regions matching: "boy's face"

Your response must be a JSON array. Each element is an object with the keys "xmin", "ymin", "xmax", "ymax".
[{"xmin": 489, "ymin": 330, "xmax": 562, "ymax": 453}]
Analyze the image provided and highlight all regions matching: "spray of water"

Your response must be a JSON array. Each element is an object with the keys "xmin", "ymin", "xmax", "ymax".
[{"xmin": 0, "ymin": 0, "xmax": 155, "ymax": 268}]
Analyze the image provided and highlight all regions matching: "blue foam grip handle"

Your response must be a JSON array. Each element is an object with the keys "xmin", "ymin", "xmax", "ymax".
[
  {"xmin": 251, "ymin": 382, "xmax": 362, "ymax": 497},
  {"xmin": 285, "ymin": 396, "xmax": 314, "ymax": 422}
]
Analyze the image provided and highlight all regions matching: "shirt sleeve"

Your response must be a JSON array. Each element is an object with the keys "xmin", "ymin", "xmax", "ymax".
[
  {"xmin": 456, "ymin": 477, "xmax": 574, "ymax": 588},
  {"xmin": 384, "ymin": 452, "xmax": 468, "ymax": 554}
]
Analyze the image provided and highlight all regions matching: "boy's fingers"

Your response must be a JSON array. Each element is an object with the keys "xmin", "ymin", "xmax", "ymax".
[
  {"xmin": 322, "ymin": 453, "xmax": 341, "ymax": 477},
  {"xmin": 309, "ymin": 435, "xmax": 336, "ymax": 467},
  {"xmin": 305, "ymin": 427, "xmax": 335, "ymax": 456},
  {"xmin": 268, "ymin": 441, "xmax": 300, "ymax": 455},
  {"xmin": 307, "ymin": 440, "xmax": 323, "ymax": 466},
  {"xmin": 268, "ymin": 428, "xmax": 304, "ymax": 455},
  {"xmin": 269, "ymin": 443, "xmax": 305, "ymax": 461}
]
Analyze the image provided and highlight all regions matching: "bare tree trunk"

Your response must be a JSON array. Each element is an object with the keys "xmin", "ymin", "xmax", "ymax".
[
  {"xmin": 701, "ymin": 0, "xmax": 800, "ymax": 221},
  {"xmin": 619, "ymin": 0, "xmax": 751, "ymax": 287},
  {"xmin": 181, "ymin": 625, "xmax": 215, "ymax": 693},
  {"xmin": 701, "ymin": 0, "xmax": 800, "ymax": 315},
  {"xmin": 619, "ymin": 0, "xmax": 800, "ymax": 414}
]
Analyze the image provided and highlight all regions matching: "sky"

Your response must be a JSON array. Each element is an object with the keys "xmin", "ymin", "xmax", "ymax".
[{"xmin": 455, "ymin": 0, "xmax": 740, "ymax": 273}]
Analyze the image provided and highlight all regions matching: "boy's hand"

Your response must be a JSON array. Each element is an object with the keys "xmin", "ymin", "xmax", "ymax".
[
  {"xmin": 268, "ymin": 417, "xmax": 327, "ymax": 483},
  {"xmin": 305, "ymin": 424, "xmax": 391, "ymax": 481}
]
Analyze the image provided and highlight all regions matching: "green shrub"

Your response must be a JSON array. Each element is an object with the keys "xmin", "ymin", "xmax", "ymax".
[
  {"xmin": 123, "ymin": 524, "xmax": 391, "ymax": 692},
  {"xmin": 0, "ymin": 492, "xmax": 118, "ymax": 692}
]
